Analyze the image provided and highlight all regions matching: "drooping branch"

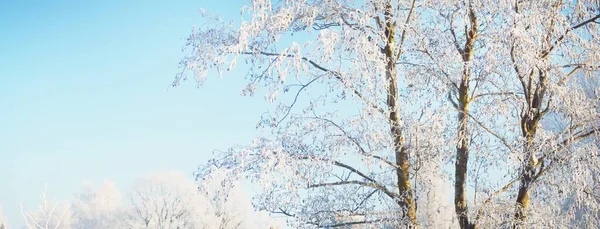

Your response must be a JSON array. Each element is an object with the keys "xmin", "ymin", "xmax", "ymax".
[
  {"xmin": 318, "ymin": 219, "xmax": 384, "ymax": 228},
  {"xmin": 240, "ymin": 50, "xmax": 385, "ymax": 114},
  {"xmin": 290, "ymin": 154, "xmax": 401, "ymax": 202},
  {"xmin": 307, "ymin": 180, "xmax": 396, "ymax": 201},
  {"xmin": 471, "ymin": 92, "xmax": 519, "ymax": 101},
  {"xmin": 531, "ymin": 127, "xmax": 599, "ymax": 184},
  {"xmin": 273, "ymin": 193, "xmax": 384, "ymax": 229},
  {"xmin": 293, "ymin": 155, "xmax": 377, "ymax": 183},
  {"xmin": 272, "ymin": 208, "xmax": 320, "ymax": 227},
  {"xmin": 307, "ymin": 116, "xmax": 400, "ymax": 170}
]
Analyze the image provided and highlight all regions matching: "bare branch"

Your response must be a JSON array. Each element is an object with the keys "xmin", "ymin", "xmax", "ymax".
[
  {"xmin": 541, "ymin": 14, "xmax": 600, "ymax": 58},
  {"xmin": 395, "ymin": 0, "xmax": 418, "ymax": 61},
  {"xmin": 291, "ymin": 154, "xmax": 401, "ymax": 201},
  {"xmin": 319, "ymin": 219, "xmax": 384, "ymax": 228},
  {"xmin": 276, "ymin": 75, "xmax": 324, "ymax": 126},
  {"xmin": 464, "ymin": 111, "xmax": 519, "ymax": 155},
  {"xmin": 475, "ymin": 177, "xmax": 521, "ymax": 221},
  {"xmin": 241, "ymin": 51, "xmax": 385, "ymax": 115},
  {"xmin": 557, "ymin": 66, "xmax": 581, "ymax": 86},
  {"xmin": 308, "ymin": 116, "xmax": 400, "ymax": 170},
  {"xmin": 471, "ymin": 92, "xmax": 519, "ymax": 101},
  {"xmin": 418, "ymin": 48, "xmax": 459, "ymax": 90}
]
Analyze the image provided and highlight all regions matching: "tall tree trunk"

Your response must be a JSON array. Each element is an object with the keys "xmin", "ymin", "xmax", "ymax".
[
  {"xmin": 513, "ymin": 113, "xmax": 541, "ymax": 228},
  {"xmin": 383, "ymin": 2, "xmax": 417, "ymax": 227},
  {"xmin": 514, "ymin": 158, "xmax": 535, "ymax": 228},
  {"xmin": 513, "ymin": 68, "xmax": 546, "ymax": 227},
  {"xmin": 454, "ymin": 6, "xmax": 478, "ymax": 229},
  {"xmin": 455, "ymin": 81, "xmax": 472, "ymax": 229}
]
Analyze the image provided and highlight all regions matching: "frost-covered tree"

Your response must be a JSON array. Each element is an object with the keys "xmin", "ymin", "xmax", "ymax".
[
  {"xmin": 120, "ymin": 171, "xmax": 209, "ymax": 229},
  {"xmin": 70, "ymin": 180, "xmax": 123, "ymax": 229},
  {"xmin": 178, "ymin": 0, "xmax": 455, "ymax": 228},
  {"xmin": 120, "ymin": 170, "xmax": 259, "ymax": 229},
  {"xmin": 551, "ymin": 67, "xmax": 600, "ymax": 229},
  {"xmin": 177, "ymin": 0, "xmax": 600, "ymax": 228},
  {"xmin": 484, "ymin": 1, "xmax": 600, "ymax": 227},
  {"xmin": 199, "ymin": 171, "xmax": 251, "ymax": 229},
  {"xmin": 0, "ymin": 205, "xmax": 8, "ymax": 229},
  {"xmin": 410, "ymin": 0, "xmax": 499, "ymax": 227},
  {"xmin": 200, "ymin": 171, "xmax": 284, "ymax": 229},
  {"xmin": 405, "ymin": 0, "xmax": 600, "ymax": 228},
  {"xmin": 417, "ymin": 1, "xmax": 600, "ymax": 228},
  {"xmin": 12, "ymin": 172, "xmax": 268, "ymax": 229},
  {"xmin": 21, "ymin": 185, "xmax": 72, "ymax": 229}
]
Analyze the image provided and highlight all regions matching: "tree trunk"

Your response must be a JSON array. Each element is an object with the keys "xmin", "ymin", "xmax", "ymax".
[
  {"xmin": 513, "ymin": 123, "xmax": 538, "ymax": 228},
  {"xmin": 455, "ymin": 82, "xmax": 472, "ymax": 229},
  {"xmin": 454, "ymin": 6, "xmax": 477, "ymax": 229},
  {"xmin": 383, "ymin": 2, "xmax": 417, "ymax": 227},
  {"xmin": 514, "ymin": 161, "xmax": 534, "ymax": 228},
  {"xmin": 513, "ymin": 66, "xmax": 546, "ymax": 227}
]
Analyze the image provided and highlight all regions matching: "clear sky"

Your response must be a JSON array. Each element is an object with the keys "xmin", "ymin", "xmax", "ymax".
[{"xmin": 0, "ymin": 0, "xmax": 269, "ymax": 226}]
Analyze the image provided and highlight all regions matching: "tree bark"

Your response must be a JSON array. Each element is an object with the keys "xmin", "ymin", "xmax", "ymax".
[
  {"xmin": 455, "ymin": 81, "xmax": 472, "ymax": 229},
  {"xmin": 514, "ymin": 160, "xmax": 534, "ymax": 228},
  {"xmin": 383, "ymin": 2, "xmax": 417, "ymax": 227},
  {"xmin": 454, "ymin": 6, "xmax": 478, "ymax": 229},
  {"xmin": 513, "ymin": 112, "xmax": 541, "ymax": 228},
  {"xmin": 513, "ymin": 68, "xmax": 545, "ymax": 227}
]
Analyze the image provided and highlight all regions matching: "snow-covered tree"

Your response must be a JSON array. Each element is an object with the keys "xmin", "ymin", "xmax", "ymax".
[
  {"xmin": 120, "ymin": 171, "xmax": 209, "ymax": 229},
  {"xmin": 0, "ymin": 205, "xmax": 8, "ymax": 229},
  {"xmin": 199, "ymin": 171, "xmax": 249, "ymax": 229},
  {"xmin": 179, "ymin": 1, "xmax": 441, "ymax": 227},
  {"xmin": 71, "ymin": 180, "xmax": 123, "ymax": 229},
  {"xmin": 199, "ymin": 169, "xmax": 284, "ymax": 229},
  {"xmin": 8, "ymin": 172, "xmax": 273, "ymax": 229},
  {"xmin": 21, "ymin": 185, "xmax": 72, "ymax": 229},
  {"xmin": 177, "ymin": 0, "xmax": 600, "ymax": 228},
  {"xmin": 501, "ymin": 1, "xmax": 600, "ymax": 227},
  {"xmin": 121, "ymin": 170, "xmax": 262, "ymax": 229}
]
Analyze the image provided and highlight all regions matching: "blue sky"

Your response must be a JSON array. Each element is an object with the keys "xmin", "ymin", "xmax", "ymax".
[{"xmin": 0, "ymin": 0, "xmax": 268, "ymax": 226}]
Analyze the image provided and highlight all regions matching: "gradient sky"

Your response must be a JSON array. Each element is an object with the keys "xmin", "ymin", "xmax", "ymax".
[{"xmin": 0, "ymin": 1, "xmax": 271, "ymax": 226}]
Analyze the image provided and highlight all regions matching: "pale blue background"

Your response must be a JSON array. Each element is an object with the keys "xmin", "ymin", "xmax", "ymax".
[{"xmin": 0, "ymin": 1, "xmax": 268, "ymax": 227}]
